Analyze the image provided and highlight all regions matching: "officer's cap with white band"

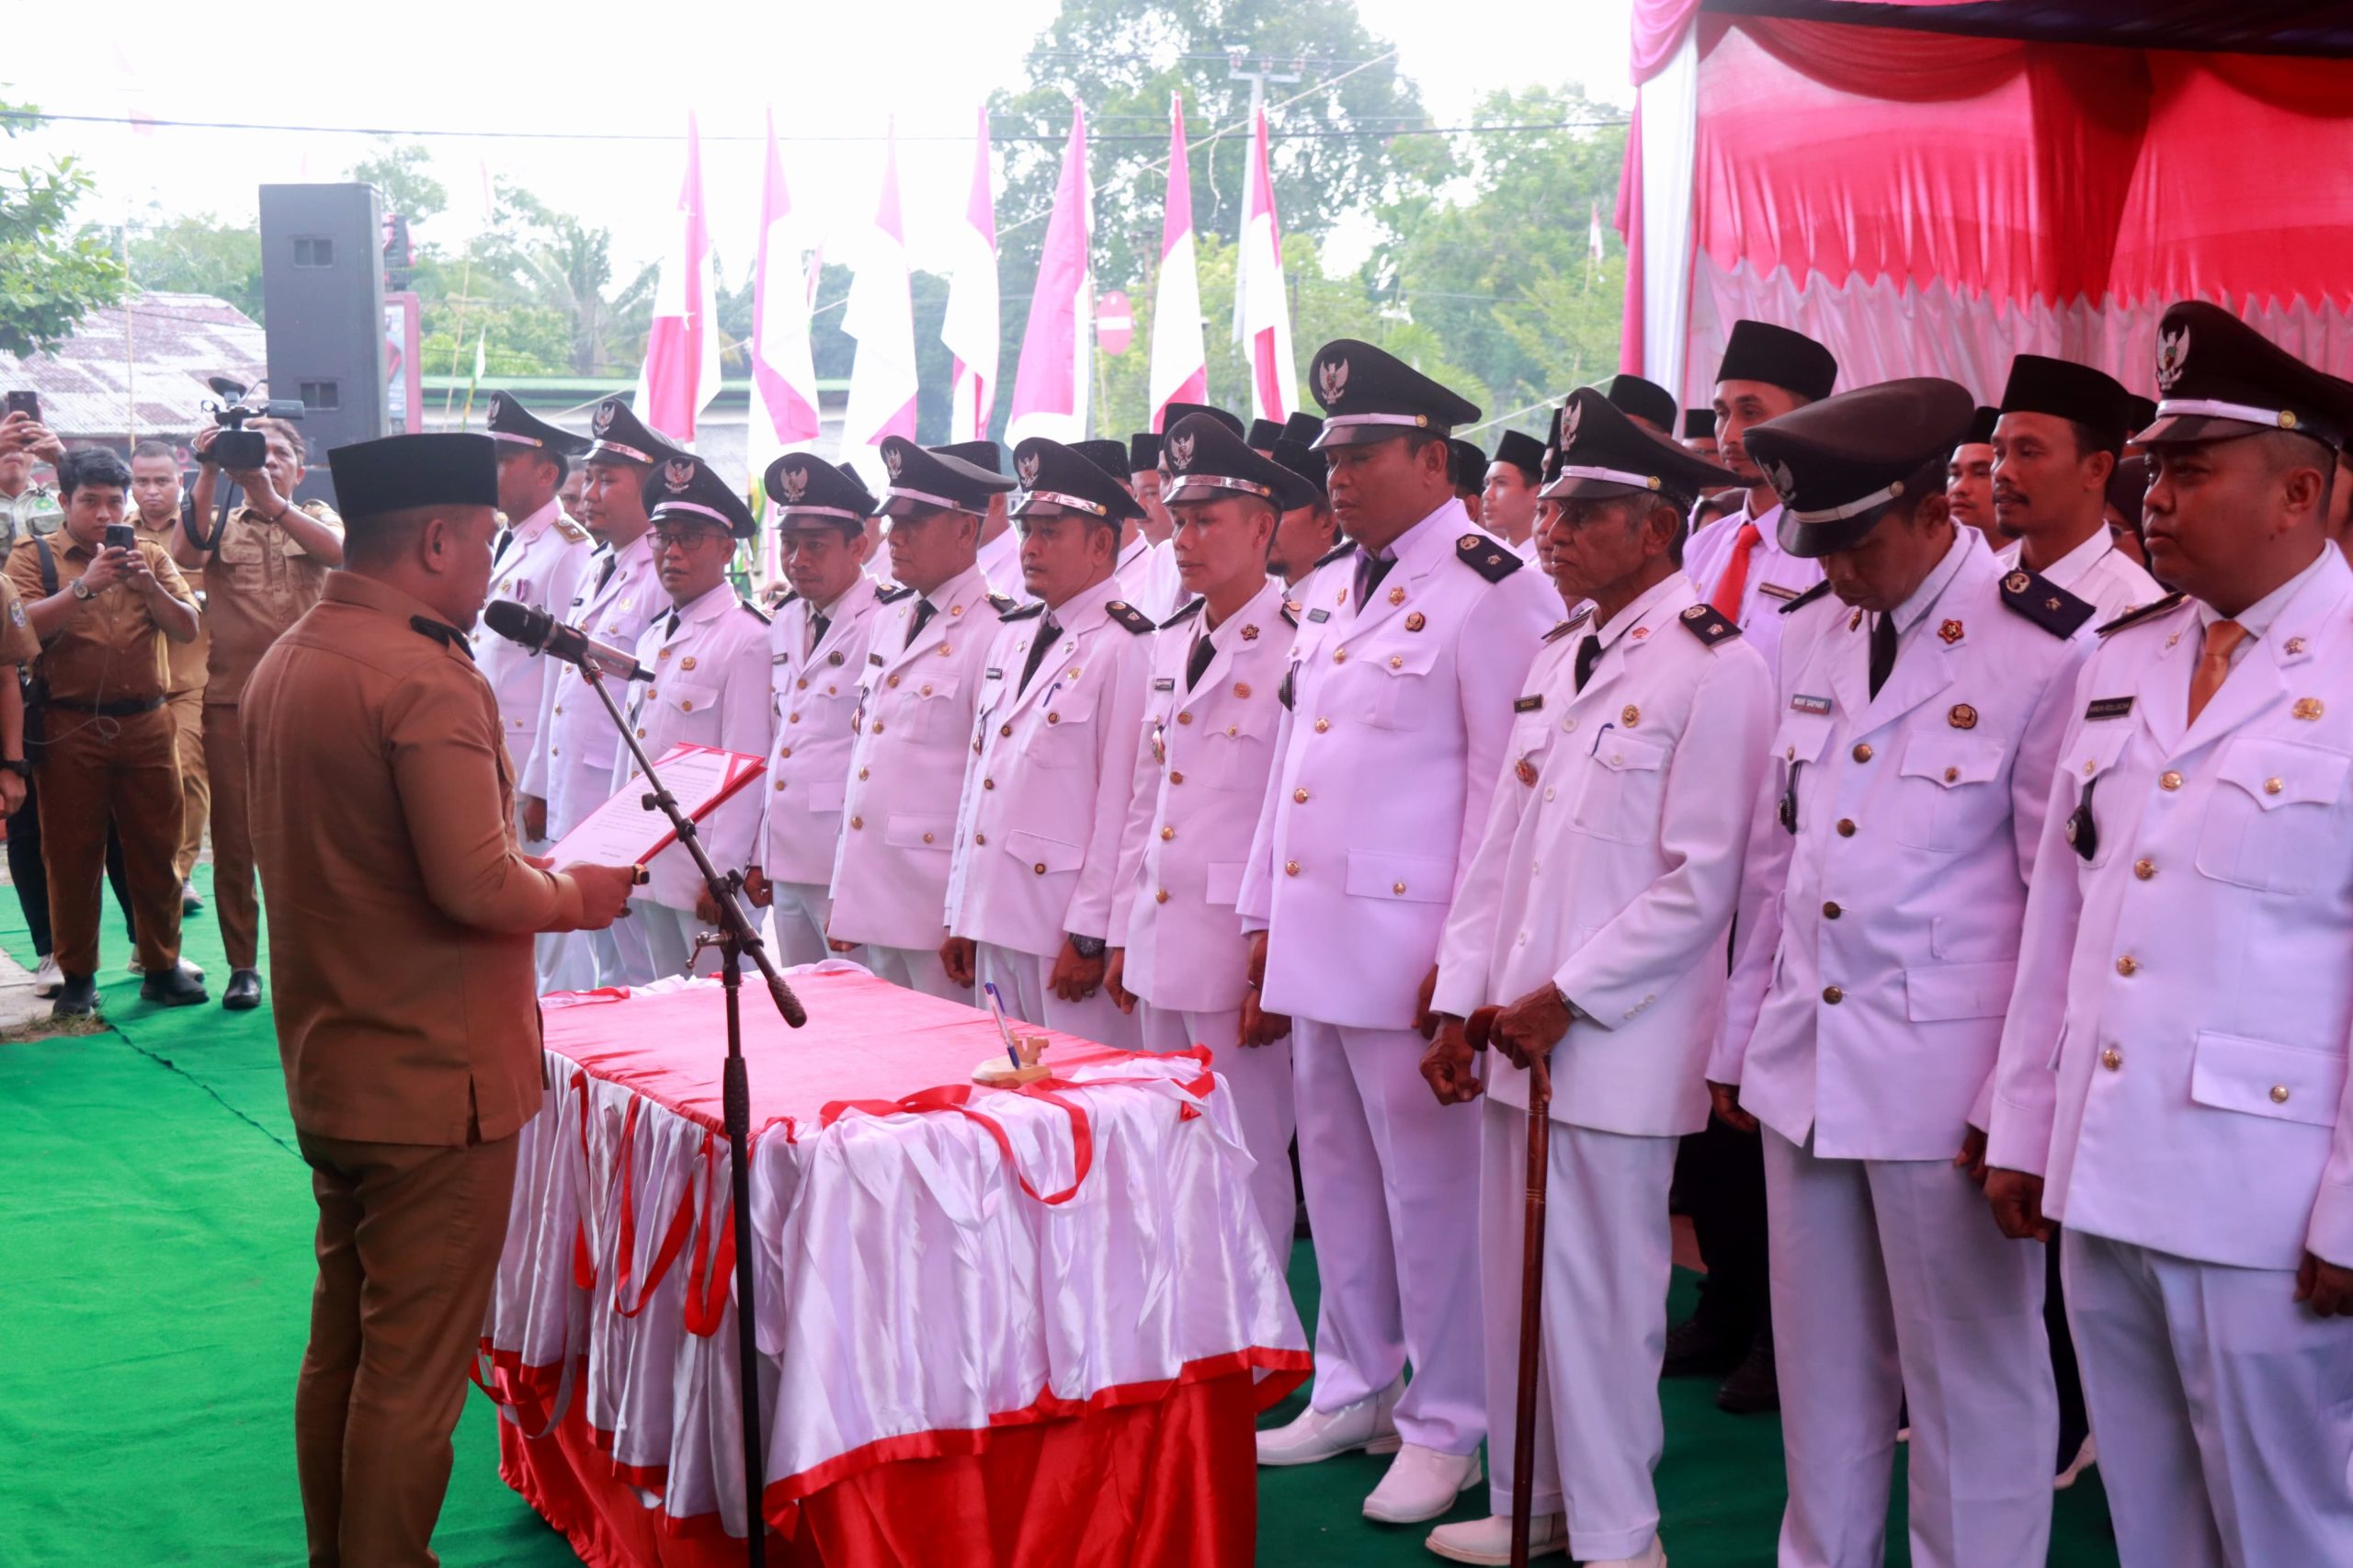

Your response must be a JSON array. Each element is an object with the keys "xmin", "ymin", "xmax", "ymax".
[
  {"xmin": 2133, "ymin": 300, "xmax": 2351, "ymax": 452},
  {"xmin": 873, "ymin": 436, "xmax": 1016, "ymax": 520},
  {"xmin": 1537, "ymin": 385, "xmax": 1739, "ymax": 511},
  {"xmin": 1745, "ymin": 377, "xmax": 1976, "ymax": 560},
  {"xmin": 642, "ymin": 453, "xmax": 756, "ymax": 540},
  {"xmin": 1160, "ymin": 412, "xmax": 1322, "ymax": 512},
  {"xmin": 1305, "ymin": 337, "xmax": 1482, "ymax": 450},
  {"xmin": 1007, "ymin": 437, "xmax": 1144, "ymax": 527},
  {"xmin": 764, "ymin": 454, "xmax": 876, "ymax": 532}
]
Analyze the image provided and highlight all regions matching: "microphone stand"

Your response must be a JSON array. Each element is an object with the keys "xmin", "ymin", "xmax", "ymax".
[{"xmin": 580, "ymin": 661, "xmax": 802, "ymax": 1568}]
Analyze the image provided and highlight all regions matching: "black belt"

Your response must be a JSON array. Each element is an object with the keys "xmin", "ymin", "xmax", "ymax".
[{"xmin": 42, "ymin": 695, "xmax": 164, "ymax": 717}]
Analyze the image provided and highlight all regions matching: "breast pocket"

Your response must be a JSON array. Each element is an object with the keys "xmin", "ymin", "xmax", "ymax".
[
  {"xmin": 1191, "ymin": 703, "xmax": 1277, "ymax": 790},
  {"xmin": 1029, "ymin": 685, "xmax": 1098, "ymax": 769},
  {"xmin": 1353, "ymin": 642, "xmax": 1441, "ymax": 731},
  {"xmin": 1893, "ymin": 733, "xmax": 2009, "ymax": 853},
  {"xmin": 892, "ymin": 671, "xmax": 963, "ymax": 742},
  {"xmin": 1571, "ymin": 730, "xmax": 1672, "ymax": 846},
  {"xmin": 1770, "ymin": 711, "xmax": 1835, "ymax": 835},
  {"xmin": 657, "ymin": 679, "xmax": 721, "ymax": 735},
  {"xmin": 2061, "ymin": 725, "xmax": 2134, "ymax": 869},
  {"xmin": 2195, "ymin": 738, "xmax": 2353, "ymax": 895}
]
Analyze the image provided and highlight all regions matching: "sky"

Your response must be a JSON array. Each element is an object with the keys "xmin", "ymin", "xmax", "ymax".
[{"xmin": 13, "ymin": 0, "xmax": 1634, "ymax": 285}]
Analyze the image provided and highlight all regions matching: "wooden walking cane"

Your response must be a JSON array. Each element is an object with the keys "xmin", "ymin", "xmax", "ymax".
[{"xmin": 1466, "ymin": 1005, "xmax": 1551, "ymax": 1568}]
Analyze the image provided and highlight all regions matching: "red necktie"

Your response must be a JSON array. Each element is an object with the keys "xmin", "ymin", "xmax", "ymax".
[{"xmin": 1709, "ymin": 521, "xmax": 1763, "ymax": 621}]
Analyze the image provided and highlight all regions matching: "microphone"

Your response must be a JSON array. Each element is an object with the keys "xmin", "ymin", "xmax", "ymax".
[{"xmin": 483, "ymin": 599, "xmax": 651, "ymax": 682}]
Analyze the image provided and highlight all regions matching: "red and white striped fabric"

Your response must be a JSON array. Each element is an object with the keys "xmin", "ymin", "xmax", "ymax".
[
  {"xmin": 1147, "ymin": 95, "xmax": 1209, "ymax": 432},
  {"xmin": 1233, "ymin": 105, "xmax": 1296, "ymax": 426}
]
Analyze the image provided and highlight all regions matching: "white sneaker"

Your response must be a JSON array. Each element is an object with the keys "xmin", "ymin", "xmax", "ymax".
[
  {"xmin": 31, "ymin": 955, "xmax": 60, "ymax": 997},
  {"xmin": 1364, "ymin": 1443, "xmax": 1482, "ymax": 1525},
  {"xmin": 2055, "ymin": 1434, "xmax": 2097, "ymax": 1491},
  {"xmin": 1256, "ymin": 1377, "xmax": 1404, "ymax": 1466},
  {"xmin": 1426, "ymin": 1512, "xmax": 1567, "ymax": 1564}
]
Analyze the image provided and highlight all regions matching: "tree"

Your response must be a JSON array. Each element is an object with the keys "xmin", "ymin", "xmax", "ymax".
[
  {"xmin": 347, "ymin": 140, "xmax": 448, "ymax": 227},
  {"xmin": 0, "ymin": 100, "xmax": 128, "ymax": 356},
  {"xmin": 125, "ymin": 212, "xmax": 264, "ymax": 322}
]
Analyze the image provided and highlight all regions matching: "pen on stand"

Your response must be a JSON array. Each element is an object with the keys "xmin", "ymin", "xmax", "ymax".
[{"xmin": 980, "ymin": 983, "xmax": 1023, "ymax": 1072}]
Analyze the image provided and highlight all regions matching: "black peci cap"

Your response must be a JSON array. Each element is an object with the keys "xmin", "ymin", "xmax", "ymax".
[
  {"xmin": 2121, "ymin": 395, "xmax": 2157, "ymax": 443},
  {"xmin": 1492, "ymin": 429, "xmax": 1545, "ymax": 483},
  {"xmin": 1282, "ymin": 410, "xmax": 1324, "ymax": 446},
  {"xmin": 1605, "ymin": 373, "xmax": 1677, "ymax": 434},
  {"xmin": 1682, "ymin": 407, "xmax": 1717, "ymax": 440},
  {"xmin": 1715, "ymin": 320, "xmax": 1838, "ymax": 403},
  {"xmin": 1247, "ymin": 417, "xmax": 1285, "ymax": 451},
  {"xmin": 1073, "ymin": 438, "xmax": 1131, "ymax": 481},
  {"xmin": 1162, "ymin": 413, "xmax": 1320, "ymax": 512},
  {"xmin": 483, "ymin": 391, "xmax": 590, "ymax": 478},
  {"xmin": 1010, "ymin": 438, "xmax": 1144, "ymax": 524},
  {"xmin": 1538, "ymin": 387, "xmax": 1739, "ymax": 511},
  {"xmin": 1745, "ymin": 378, "xmax": 1976, "ymax": 558},
  {"xmin": 1306, "ymin": 338, "xmax": 1481, "ymax": 449},
  {"xmin": 1449, "ymin": 438, "xmax": 1488, "ymax": 492},
  {"xmin": 644, "ymin": 453, "xmax": 756, "ymax": 540},
  {"xmin": 328, "ymin": 433, "xmax": 499, "ymax": 523},
  {"xmin": 1269, "ymin": 437, "xmax": 1327, "ymax": 501},
  {"xmin": 876, "ymin": 437, "xmax": 1016, "ymax": 517},
  {"xmin": 1963, "ymin": 405, "xmax": 2000, "ymax": 446},
  {"xmin": 934, "ymin": 439, "xmax": 1003, "ymax": 474},
  {"xmin": 582, "ymin": 397, "xmax": 684, "ymax": 470},
  {"xmin": 1128, "ymin": 432, "xmax": 1161, "ymax": 474},
  {"xmin": 1998, "ymin": 356, "xmax": 2138, "ymax": 451},
  {"xmin": 1158, "ymin": 402, "xmax": 1245, "ymax": 440},
  {"xmin": 766, "ymin": 453, "xmax": 875, "ymax": 528},
  {"xmin": 1540, "ymin": 403, "xmax": 1566, "ymax": 484},
  {"xmin": 2137, "ymin": 301, "xmax": 2351, "ymax": 450}
]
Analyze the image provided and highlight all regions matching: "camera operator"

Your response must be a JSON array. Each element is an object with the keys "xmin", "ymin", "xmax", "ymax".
[
  {"xmin": 0, "ymin": 410, "xmax": 65, "ymax": 551},
  {"xmin": 178, "ymin": 417, "xmax": 344, "ymax": 1012},
  {"xmin": 10, "ymin": 448, "xmax": 203, "ymax": 1016},
  {"xmin": 131, "ymin": 440, "xmax": 210, "ymax": 913}
]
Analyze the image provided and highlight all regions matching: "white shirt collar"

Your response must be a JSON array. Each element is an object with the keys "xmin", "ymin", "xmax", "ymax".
[
  {"xmin": 1594, "ymin": 570, "xmax": 1697, "ymax": 651},
  {"xmin": 1887, "ymin": 528, "xmax": 1978, "ymax": 637},
  {"xmin": 2197, "ymin": 546, "xmax": 2332, "ymax": 642}
]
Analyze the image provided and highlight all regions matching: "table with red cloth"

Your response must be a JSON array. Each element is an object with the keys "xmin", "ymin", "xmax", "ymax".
[{"xmin": 476, "ymin": 967, "xmax": 1310, "ymax": 1568}]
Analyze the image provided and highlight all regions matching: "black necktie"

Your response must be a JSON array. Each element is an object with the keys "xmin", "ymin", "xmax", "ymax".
[
  {"xmin": 905, "ymin": 597, "xmax": 938, "ymax": 648},
  {"xmin": 1574, "ymin": 633, "xmax": 1603, "ymax": 693},
  {"xmin": 1353, "ymin": 551, "xmax": 1395, "ymax": 608},
  {"xmin": 1020, "ymin": 617, "xmax": 1063, "ymax": 694},
  {"xmin": 665, "ymin": 610, "xmax": 680, "ymax": 639},
  {"xmin": 493, "ymin": 528, "xmax": 515, "ymax": 564},
  {"xmin": 595, "ymin": 552, "xmax": 617, "ymax": 593},
  {"xmin": 1185, "ymin": 631, "xmax": 1216, "ymax": 692},
  {"xmin": 1869, "ymin": 612, "xmax": 1899, "ymax": 699},
  {"xmin": 810, "ymin": 611, "xmax": 831, "ymax": 653}
]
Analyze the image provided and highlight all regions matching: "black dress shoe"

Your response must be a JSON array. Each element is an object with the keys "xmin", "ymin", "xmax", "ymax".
[
  {"xmin": 51, "ymin": 973, "xmax": 100, "ymax": 1017},
  {"xmin": 222, "ymin": 968, "xmax": 263, "ymax": 1011},
  {"xmin": 1662, "ymin": 1312, "xmax": 1749, "ymax": 1379},
  {"xmin": 140, "ymin": 963, "xmax": 209, "ymax": 1006},
  {"xmin": 1715, "ymin": 1332, "xmax": 1780, "ymax": 1415},
  {"xmin": 181, "ymin": 882, "xmax": 205, "ymax": 917}
]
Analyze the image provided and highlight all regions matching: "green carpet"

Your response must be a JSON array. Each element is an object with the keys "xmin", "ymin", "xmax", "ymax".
[{"xmin": 0, "ymin": 867, "xmax": 2120, "ymax": 1565}]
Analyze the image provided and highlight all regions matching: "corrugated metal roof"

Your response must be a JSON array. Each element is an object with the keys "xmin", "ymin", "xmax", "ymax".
[{"xmin": 0, "ymin": 292, "xmax": 266, "ymax": 440}]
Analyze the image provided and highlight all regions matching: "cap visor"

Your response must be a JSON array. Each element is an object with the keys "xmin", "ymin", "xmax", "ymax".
[
  {"xmin": 1308, "ymin": 422, "xmax": 1415, "ymax": 451},
  {"xmin": 2131, "ymin": 413, "xmax": 2270, "ymax": 447},
  {"xmin": 1776, "ymin": 507, "xmax": 1885, "ymax": 560},
  {"xmin": 1537, "ymin": 473, "xmax": 1651, "ymax": 503},
  {"xmin": 879, "ymin": 494, "xmax": 966, "ymax": 519}
]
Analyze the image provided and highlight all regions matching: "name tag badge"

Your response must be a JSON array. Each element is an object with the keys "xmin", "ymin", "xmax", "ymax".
[
  {"xmin": 868, "ymin": 652, "xmax": 886, "ymax": 666},
  {"xmin": 1790, "ymin": 693, "xmax": 1833, "ymax": 716},
  {"xmin": 1307, "ymin": 608, "xmax": 1331, "ymax": 623},
  {"xmin": 1757, "ymin": 583, "xmax": 1800, "ymax": 602},
  {"xmin": 2085, "ymin": 697, "xmax": 2135, "ymax": 722},
  {"xmin": 1513, "ymin": 695, "xmax": 1543, "ymax": 713},
  {"xmin": 985, "ymin": 667, "xmax": 1004, "ymax": 680},
  {"xmin": 1154, "ymin": 677, "xmax": 1176, "ymax": 691},
  {"xmin": 771, "ymin": 652, "xmax": 790, "ymax": 665}
]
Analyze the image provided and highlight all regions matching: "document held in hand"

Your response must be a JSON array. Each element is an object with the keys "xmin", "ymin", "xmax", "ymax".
[{"xmin": 548, "ymin": 744, "xmax": 767, "ymax": 869}]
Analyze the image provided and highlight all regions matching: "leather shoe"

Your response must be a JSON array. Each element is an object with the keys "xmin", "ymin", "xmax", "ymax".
[
  {"xmin": 181, "ymin": 881, "xmax": 204, "ymax": 917},
  {"xmin": 1715, "ymin": 1333, "xmax": 1779, "ymax": 1415},
  {"xmin": 222, "ymin": 969, "xmax": 262, "ymax": 1011},
  {"xmin": 1364, "ymin": 1443, "xmax": 1480, "ymax": 1524},
  {"xmin": 1426, "ymin": 1512, "xmax": 1567, "ymax": 1563},
  {"xmin": 1256, "ymin": 1376, "xmax": 1404, "ymax": 1466},
  {"xmin": 140, "ymin": 963, "xmax": 208, "ymax": 1006},
  {"xmin": 1661, "ymin": 1312, "xmax": 1748, "ymax": 1378},
  {"xmin": 51, "ymin": 973, "xmax": 99, "ymax": 1017}
]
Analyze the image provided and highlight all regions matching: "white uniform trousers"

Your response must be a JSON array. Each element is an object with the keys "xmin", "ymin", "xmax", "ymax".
[
  {"xmin": 542, "ymin": 928, "xmax": 620, "ymax": 994},
  {"xmin": 2063, "ymin": 1228, "xmax": 2353, "ymax": 1568},
  {"xmin": 1761, "ymin": 1127, "xmax": 2054, "ymax": 1568},
  {"xmin": 765, "ymin": 882, "xmax": 846, "ymax": 970},
  {"xmin": 1479, "ymin": 1100, "xmax": 1676, "ymax": 1564},
  {"xmin": 1137, "ymin": 1004, "xmax": 1296, "ymax": 1267},
  {"xmin": 972, "ymin": 941, "xmax": 1139, "ymax": 1050},
  {"xmin": 862, "ymin": 944, "xmax": 970, "ymax": 1005},
  {"xmin": 1292, "ymin": 1016, "xmax": 1485, "ymax": 1456},
  {"xmin": 609, "ymin": 900, "xmax": 720, "ymax": 986}
]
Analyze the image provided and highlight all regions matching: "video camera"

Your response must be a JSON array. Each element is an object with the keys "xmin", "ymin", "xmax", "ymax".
[{"xmin": 198, "ymin": 376, "xmax": 305, "ymax": 470}]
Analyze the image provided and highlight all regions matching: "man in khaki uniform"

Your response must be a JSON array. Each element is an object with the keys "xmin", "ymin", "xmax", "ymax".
[
  {"xmin": 9, "ymin": 448, "xmax": 204, "ymax": 1016},
  {"xmin": 131, "ymin": 440, "xmax": 209, "ymax": 909},
  {"xmin": 180, "ymin": 418, "xmax": 344, "ymax": 1011},
  {"xmin": 244, "ymin": 432, "xmax": 634, "ymax": 1568}
]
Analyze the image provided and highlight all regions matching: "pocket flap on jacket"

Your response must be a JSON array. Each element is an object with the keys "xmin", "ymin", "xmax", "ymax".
[
  {"xmin": 1904, "ymin": 960, "xmax": 2018, "ymax": 1023},
  {"xmin": 1004, "ymin": 828, "xmax": 1084, "ymax": 874},
  {"xmin": 1900, "ymin": 733, "xmax": 2007, "ymax": 789},
  {"xmin": 883, "ymin": 813, "xmax": 953, "ymax": 851},
  {"xmin": 1594, "ymin": 731, "xmax": 1669, "ymax": 774},
  {"xmin": 2189, "ymin": 1030, "xmax": 2345, "ymax": 1129},
  {"xmin": 2213, "ymin": 739, "xmax": 2349, "ymax": 812},
  {"xmin": 1343, "ymin": 849, "xmax": 1452, "ymax": 904}
]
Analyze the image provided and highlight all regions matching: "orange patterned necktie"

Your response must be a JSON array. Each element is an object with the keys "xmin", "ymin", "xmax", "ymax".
[
  {"xmin": 2187, "ymin": 619, "xmax": 2246, "ymax": 724},
  {"xmin": 1709, "ymin": 521, "xmax": 1763, "ymax": 620}
]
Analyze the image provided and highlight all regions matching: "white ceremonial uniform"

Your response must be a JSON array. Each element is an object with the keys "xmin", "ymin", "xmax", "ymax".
[
  {"xmin": 1707, "ymin": 528, "xmax": 2092, "ymax": 1568},
  {"xmin": 1433, "ymin": 571, "xmax": 1771, "ymax": 1562},
  {"xmin": 947, "ymin": 576, "xmax": 1154, "ymax": 1047},
  {"xmin": 1686, "ymin": 498, "xmax": 1823, "ymax": 676},
  {"xmin": 1110, "ymin": 579, "xmax": 1300, "ymax": 1259},
  {"xmin": 474, "ymin": 496, "xmax": 590, "ymax": 844},
  {"xmin": 828, "ymin": 565, "xmax": 1010, "ymax": 1000},
  {"xmin": 1995, "ymin": 528, "xmax": 2162, "ymax": 625},
  {"xmin": 756, "ymin": 579, "xmax": 886, "ymax": 968},
  {"xmin": 528, "ymin": 531, "xmax": 663, "ymax": 993},
  {"xmin": 1113, "ymin": 534, "xmax": 1185, "ymax": 623},
  {"xmin": 1988, "ymin": 548, "xmax": 2353, "ymax": 1568},
  {"xmin": 976, "ymin": 528, "xmax": 1024, "ymax": 601},
  {"xmin": 608, "ymin": 583, "xmax": 774, "ymax": 984},
  {"xmin": 1238, "ymin": 499, "xmax": 1558, "ymax": 1456}
]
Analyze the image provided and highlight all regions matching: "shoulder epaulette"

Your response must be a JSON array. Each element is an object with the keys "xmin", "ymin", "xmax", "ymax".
[
  {"xmin": 1998, "ymin": 567, "xmax": 2096, "ymax": 639},
  {"xmin": 1778, "ymin": 580, "xmax": 1834, "ymax": 616},
  {"xmin": 1311, "ymin": 540, "xmax": 1357, "ymax": 574},
  {"xmin": 1677, "ymin": 603, "xmax": 1743, "ymax": 645},
  {"xmin": 986, "ymin": 591, "xmax": 1018, "ymax": 617},
  {"xmin": 2095, "ymin": 590, "xmax": 2189, "ymax": 638},
  {"xmin": 999, "ymin": 599, "xmax": 1048, "ymax": 622},
  {"xmin": 769, "ymin": 589, "xmax": 801, "ymax": 608},
  {"xmin": 1541, "ymin": 607, "xmax": 1596, "ymax": 643},
  {"xmin": 738, "ymin": 598, "xmax": 772, "ymax": 626},
  {"xmin": 1160, "ymin": 597, "xmax": 1205, "ymax": 630},
  {"xmin": 409, "ymin": 615, "xmax": 474, "ymax": 659},
  {"xmin": 1456, "ymin": 531, "xmax": 1524, "ymax": 583},
  {"xmin": 876, "ymin": 584, "xmax": 917, "ymax": 604},
  {"xmin": 1281, "ymin": 600, "xmax": 1299, "ymax": 628},
  {"xmin": 555, "ymin": 516, "xmax": 591, "ymax": 543},
  {"xmin": 1105, "ymin": 598, "xmax": 1155, "ymax": 634}
]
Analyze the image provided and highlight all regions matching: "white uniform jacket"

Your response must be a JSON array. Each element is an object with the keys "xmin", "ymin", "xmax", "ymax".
[
  {"xmin": 756, "ymin": 578, "xmax": 886, "ymax": 888},
  {"xmin": 1111, "ymin": 580, "xmax": 1294, "ymax": 1014},
  {"xmin": 1684, "ymin": 499, "xmax": 1823, "ymax": 677},
  {"xmin": 1433, "ymin": 572, "xmax": 1773, "ymax": 1136},
  {"xmin": 473, "ymin": 497, "xmax": 589, "ymax": 767},
  {"xmin": 945, "ymin": 576, "xmax": 1155, "ymax": 957},
  {"xmin": 615, "ymin": 582, "xmax": 775, "ymax": 913},
  {"xmin": 1988, "ymin": 550, "xmax": 2353, "ymax": 1271},
  {"xmin": 1237, "ymin": 500, "xmax": 1559, "ymax": 1028},
  {"xmin": 1114, "ymin": 535, "xmax": 1185, "ymax": 624},
  {"xmin": 1996, "ymin": 528, "xmax": 2163, "ymax": 626},
  {"xmin": 1707, "ymin": 529, "xmax": 2094, "ymax": 1160},
  {"xmin": 527, "ymin": 532, "xmax": 664, "ymax": 838},
  {"xmin": 827, "ymin": 565, "xmax": 1015, "ymax": 950}
]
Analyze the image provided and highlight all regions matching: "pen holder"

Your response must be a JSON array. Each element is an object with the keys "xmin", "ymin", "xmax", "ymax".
[{"xmin": 973, "ymin": 1034, "xmax": 1052, "ymax": 1086}]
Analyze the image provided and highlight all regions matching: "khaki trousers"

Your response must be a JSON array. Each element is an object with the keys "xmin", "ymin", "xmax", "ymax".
[
  {"xmin": 34, "ymin": 702, "xmax": 183, "ymax": 976},
  {"xmin": 293, "ymin": 1129, "xmax": 519, "ymax": 1568},
  {"xmin": 166, "ymin": 686, "xmax": 208, "ymax": 882},
  {"xmin": 203, "ymin": 699, "xmax": 260, "ymax": 968}
]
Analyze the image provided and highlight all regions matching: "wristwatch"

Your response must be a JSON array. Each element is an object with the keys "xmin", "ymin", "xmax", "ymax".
[
  {"xmin": 1068, "ymin": 934, "xmax": 1108, "ymax": 960},
  {"xmin": 0, "ymin": 759, "xmax": 29, "ymax": 778},
  {"xmin": 69, "ymin": 578, "xmax": 93, "ymax": 602}
]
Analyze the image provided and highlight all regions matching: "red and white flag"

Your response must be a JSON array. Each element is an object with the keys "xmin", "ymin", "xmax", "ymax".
[
  {"xmin": 749, "ymin": 110, "xmax": 822, "ymax": 489},
  {"xmin": 940, "ymin": 106, "xmax": 1001, "ymax": 444},
  {"xmin": 1146, "ymin": 94, "xmax": 1208, "ymax": 432},
  {"xmin": 840, "ymin": 119, "xmax": 921, "ymax": 479},
  {"xmin": 1006, "ymin": 102, "xmax": 1092, "ymax": 447},
  {"xmin": 635, "ymin": 112, "xmax": 723, "ymax": 445},
  {"xmin": 1233, "ymin": 104, "xmax": 1295, "ymax": 426}
]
